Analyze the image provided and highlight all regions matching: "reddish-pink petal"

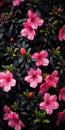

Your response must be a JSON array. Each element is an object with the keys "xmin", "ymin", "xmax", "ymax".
[{"xmin": 39, "ymin": 102, "xmax": 46, "ymax": 110}]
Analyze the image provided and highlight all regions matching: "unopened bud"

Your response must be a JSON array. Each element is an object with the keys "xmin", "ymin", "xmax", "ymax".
[
  {"xmin": 57, "ymin": 8, "xmax": 62, "ymax": 13},
  {"xmin": 56, "ymin": 46, "xmax": 60, "ymax": 51},
  {"xmin": 28, "ymin": 92, "xmax": 33, "ymax": 98},
  {"xmin": 10, "ymin": 37, "xmax": 14, "ymax": 42},
  {"xmin": 20, "ymin": 47, "xmax": 27, "ymax": 55}
]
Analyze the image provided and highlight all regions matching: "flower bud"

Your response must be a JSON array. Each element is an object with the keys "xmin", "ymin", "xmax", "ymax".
[
  {"xmin": 20, "ymin": 48, "xmax": 27, "ymax": 55},
  {"xmin": 57, "ymin": 8, "xmax": 62, "ymax": 13},
  {"xmin": 28, "ymin": 92, "xmax": 33, "ymax": 98},
  {"xmin": 10, "ymin": 37, "xmax": 14, "ymax": 42}
]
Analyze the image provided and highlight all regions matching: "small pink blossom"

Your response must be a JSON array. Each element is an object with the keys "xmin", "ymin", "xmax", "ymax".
[
  {"xmin": 39, "ymin": 82, "xmax": 50, "ymax": 94},
  {"xmin": 39, "ymin": 93, "xmax": 59, "ymax": 114},
  {"xmin": 32, "ymin": 50, "xmax": 49, "ymax": 66},
  {"xmin": 27, "ymin": 10, "xmax": 44, "ymax": 29},
  {"xmin": 8, "ymin": 112, "xmax": 25, "ymax": 130},
  {"xmin": 58, "ymin": 25, "xmax": 65, "ymax": 41},
  {"xmin": 45, "ymin": 70, "xmax": 59, "ymax": 88},
  {"xmin": 3, "ymin": 105, "xmax": 25, "ymax": 130},
  {"xmin": 12, "ymin": 0, "xmax": 24, "ymax": 6},
  {"xmin": 56, "ymin": 110, "xmax": 65, "ymax": 126},
  {"xmin": 24, "ymin": 68, "xmax": 42, "ymax": 88},
  {"xmin": 20, "ymin": 22, "xmax": 36, "ymax": 40},
  {"xmin": 0, "ymin": 71, "xmax": 16, "ymax": 92},
  {"xmin": 59, "ymin": 87, "xmax": 65, "ymax": 101}
]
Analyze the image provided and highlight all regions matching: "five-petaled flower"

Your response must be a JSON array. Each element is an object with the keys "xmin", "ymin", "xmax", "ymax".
[
  {"xmin": 59, "ymin": 87, "xmax": 65, "ymax": 101},
  {"xmin": 27, "ymin": 10, "xmax": 44, "ymax": 29},
  {"xmin": 45, "ymin": 70, "xmax": 59, "ymax": 88},
  {"xmin": 58, "ymin": 24, "xmax": 65, "ymax": 41},
  {"xmin": 39, "ymin": 93, "xmax": 59, "ymax": 114},
  {"xmin": 24, "ymin": 68, "xmax": 42, "ymax": 88},
  {"xmin": 32, "ymin": 50, "xmax": 49, "ymax": 66},
  {"xmin": 0, "ymin": 71, "xmax": 16, "ymax": 92},
  {"xmin": 3, "ymin": 105, "xmax": 25, "ymax": 130}
]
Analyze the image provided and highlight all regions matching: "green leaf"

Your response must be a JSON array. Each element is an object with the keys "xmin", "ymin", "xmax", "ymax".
[
  {"xmin": 13, "ymin": 48, "xmax": 19, "ymax": 53},
  {"xmin": 42, "ymin": 119, "xmax": 50, "ymax": 123},
  {"xmin": 7, "ymin": 47, "xmax": 12, "ymax": 52},
  {"xmin": 42, "ymin": 111, "xmax": 46, "ymax": 118},
  {"xmin": 11, "ymin": 102, "xmax": 19, "ymax": 111},
  {"xmin": 34, "ymin": 119, "xmax": 41, "ymax": 123},
  {"xmin": 2, "ymin": 64, "xmax": 13, "ymax": 71},
  {"xmin": 23, "ymin": 91, "xmax": 29, "ymax": 97}
]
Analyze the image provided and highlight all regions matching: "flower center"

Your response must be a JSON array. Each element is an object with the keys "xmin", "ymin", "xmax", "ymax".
[
  {"xmin": 29, "ymin": 26, "xmax": 33, "ymax": 32},
  {"xmin": 46, "ymin": 101, "xmax": 50, "ymax": 106},
  {"xmin": 32, "ymin": 74, "xmax": 36, "ymax": 79},
  {"xmin": 6, "ymin": 77, "xmax": 10, "ymax": 82},
  {"xmin": 31, "ymin": 18, "xmax": 35, "ymax": 22},
  {"xmin": 38, "ymin": 55, "xmax": 41, "ymax": 60},
  {"xmin": 62, "ymin": 29, "xmax": 65, "ymax": 34}
]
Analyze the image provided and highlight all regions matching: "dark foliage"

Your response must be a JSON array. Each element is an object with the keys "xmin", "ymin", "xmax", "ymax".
[{"xmin": 0, "ymin": 0, "xmax": 65, "ymax": 130}]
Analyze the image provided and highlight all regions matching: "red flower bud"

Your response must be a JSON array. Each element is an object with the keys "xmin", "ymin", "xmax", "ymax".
[
  {"xmin": 28, "ymin": 92, "xmax": 33, "ymax": 97},
  {"xmin": 57, "ymin": 8, "xmax": 62, "ymax": 13},
  {"xmin": 20, "ymin": 48, "xmax": 27, "ymax": 55},
  {"xmin": 10, "ymin": 37, "xmax": 14, "ymax": 42}
]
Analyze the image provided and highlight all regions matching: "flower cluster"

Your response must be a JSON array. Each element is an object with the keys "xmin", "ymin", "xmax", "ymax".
[
  {"xmin": 21, "ymin": 10, "xmax": 44, "ymax": 40},
  {"xmin": 0, "ymin": 0, "xmax": 65, "ymax": 130},
  {"xmin": 24, "ymin": 68, "xmax": 42, "ymax": 88}
]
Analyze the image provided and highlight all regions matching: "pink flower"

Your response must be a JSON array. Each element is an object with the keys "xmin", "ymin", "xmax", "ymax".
[
  {"xmin": 58, "ymin": 25, "xmax": 65, "ymax": 41},
  {"xmin": 0, "ymin": 71, "xmax": 16, "ymax": 92},
  {"xmin": 3, "ymin": 105, "xmax": 25, "ymax": 130},
  {"xmin": 20, "ymin": 22, "xmax": 36, "ymax": 40},
  {"xmin": 39, "ymin": 82, "xmax": 50, "ymax": 94},
  {"xmin": 39, "ymin": 93, "xmax": 59, "ymax": 114},
  {"xmin": 27, "ymin": 10, "xmax": 44, "ymax": 29},
  {"xmin": 59, "ymin": 87, "xmax": 65, "ymax": 101},
  {"xmin": 8, "ymin": 112, "xmax": 25, "ymax": 130},
  {"xmin": 32, "ymin": 50, "xmax": 49, "ymax": 66},
  {"xmin": 12, "ymin": 0, "xmax": 24, "ymax": 6},
  {"xmin": 24, "ymin": 68, "xmax": 42, "ymax": 88},
  {"xmin": 21, "ymin": 10, "xmax": 44, "ymax": 40},
  {"xmin": 45, "ymin": 70, "xmax": 59, "ymax": 88},
  {"xmin": 56, "ymin": 110, "xmax": 65, "ymax": 126}
]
